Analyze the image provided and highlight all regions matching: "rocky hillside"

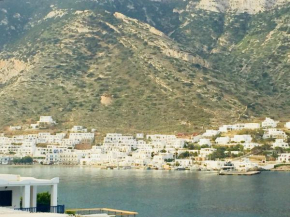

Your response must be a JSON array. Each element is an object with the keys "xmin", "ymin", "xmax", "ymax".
[{"xmin": 0, "ymin": 0, "xmax": 289, "ymax": 133}]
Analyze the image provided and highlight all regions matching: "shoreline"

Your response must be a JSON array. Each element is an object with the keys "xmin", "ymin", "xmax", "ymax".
[{"xmin": 2, "ymin": 164, "xmax": 290, "ymax": 172}]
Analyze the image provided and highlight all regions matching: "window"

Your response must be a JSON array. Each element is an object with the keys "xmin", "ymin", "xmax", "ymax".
[{"xmin": 0, "ymin": 190, "xmax": 12, "ymax": 206}]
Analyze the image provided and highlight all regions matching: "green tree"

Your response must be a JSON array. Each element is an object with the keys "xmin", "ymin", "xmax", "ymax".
[
  {"xmin": 22, "ymin": 156, "xmax": 33, "ymax": 164},
  {"xmin": 178, "ymin": 151, "xmax": 190, "ymax": 159}
]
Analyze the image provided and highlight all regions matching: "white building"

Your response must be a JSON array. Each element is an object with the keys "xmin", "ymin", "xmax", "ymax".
[
  {"xmin": 69, "ymin": 133, "xmax": 94, "ymax": 143},
  {"xmin": 9, "ymin": 126, "xmax": 22, "ymax": 131},
  {"xmin": 278, "ymin": 153, "xmax": 290, "ymax": 163},
  {"xmin": 262, "ymin": 117, "xmax": 279, "ymax": 128},
  {"xmin": 263, "ymin": 129, "xmax": 287, "ymax": 140},
  {"xmin": 175, "ymin": 159, "xmax": 193, "ymax": 167},
  {"xmin": 232, "ymin": 159, "xmax": 258, "ymax": 171},
  {"xmin": 202, "ymin": 161, "xmax": 224, "ymax": 170},
  {"xmin": 215, "ymin": 137, "xmax": 230, "ymax": 145},
  {"xmin": 218, "ymin": 123, "xmax": 260, "ymax": 132},
  {"xmin": 199, "ymin": 148, "xmax": 216, "ymax": 158},
  {"xmin": 0, "ymin": 174, "xmax": 59, "ymax": 210},
  {"xmin": 244, "ymin": 123, "xmax": 261, "ymax": 130},
  {"xmin": 70, "ymin": 126, "xmax": 87, "ymax": 133},
  {"xmin": 202, "ymin": 130, "xmax": 220, "ymax": 138},
  {"xmin": 285, "ymin": 122, "xmax": 290, "ymax": 129},
  {"xmin": 272, "ymin": 139, "xmax": 289, "ymax": 149},
  {"xmin": 243, "ymin": 142, "xmax": 259, "ymax": 150},
  {"xmin": 136, "ymin": 133, "xmax": 144, "ymax": 139},
  {"xmin": 219, "ymin": 125, "xmax": 234, "ymax": 133},
  {"xmin": 38, "ymin": 116, "xmax": 56, "ymax": 125},
  {"xmin": 198, "ymin": 139, "xmax": 212, "ymax": 146},
  {"xmin": 231, "ymin": 135, "xmax": 252, "ymax": 143}
]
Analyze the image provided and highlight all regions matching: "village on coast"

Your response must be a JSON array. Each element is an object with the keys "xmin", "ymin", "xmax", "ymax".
[{"xmin": 1, "ymin": 116, "xmax": 290, "ymax": 172}]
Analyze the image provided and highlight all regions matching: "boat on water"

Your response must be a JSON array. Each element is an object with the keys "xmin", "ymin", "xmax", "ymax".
[
  {"xmin": 219, "ymin": 161, "xmax": 261, "ymax": 175},
  {"xmin": 176, "ymin": 167, "xmax": 186, "ymax": 171},
  {"xmin": 219, "ymin": 170, "xmax": 261, "ymax": 175}
]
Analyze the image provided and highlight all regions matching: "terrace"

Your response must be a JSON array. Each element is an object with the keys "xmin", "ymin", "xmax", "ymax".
[{"xmin": 65, "ymin": 208, "xmax": 138, "ymax": 217}]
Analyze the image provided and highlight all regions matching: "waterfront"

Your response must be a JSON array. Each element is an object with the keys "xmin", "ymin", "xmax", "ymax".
[{"xmin": 0, "ymin": 166, "xmax": 290, "ymax": 217}]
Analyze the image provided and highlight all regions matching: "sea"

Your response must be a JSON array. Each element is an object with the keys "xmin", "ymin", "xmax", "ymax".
[{"xmin": 0, "ymin": 166, "xmax": 290, "ymax": 217}]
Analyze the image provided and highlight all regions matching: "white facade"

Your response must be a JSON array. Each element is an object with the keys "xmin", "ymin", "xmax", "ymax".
[
  {"xmin": 272, "ymin": 139, "xmax": 289, "ymax": 149},
  {"xmin": 231, "ymin": 135, "xmax": 252, "ymax": 143},
  {"xmin": 262, "ymin": 117, "xmax": 279, "ymax": 128},
  {"xmin": 71, "ymin": 126, "xmax": 87, "ymax": 133},
  {"xmin": 38, "ymin": 116, "xmax": 56, "ymax": 125},
  {"xmin": 199, "ymin": 148, "xmax": 216, "ymax": 158},
  {"xmin": 278, "ymin": 153, "xmax": 290, "ymax": 163},
  {"xmin": 10, "ymin": 126, "xmax": 22, "ymax": 131},
  {"xmin": 202, "ymin": 160, "xmax": 224, "ymax": 170},
  {"xmin": 263, "ymin": 129, "xmax": 287, "ymax": 140},
  {"xmin": 198, "ymin": 139, "xmax": 212, "ymax": 146},
  {"xmin": 244, "ymin": 123, "xmax": 261, "ymax": 130},
  {"xmin": 285, "ymin": 122, "xmax": 290, "ymax": 129},
  {"xmin": 243, "ymin": 142, "xmax": 259, "ymax": 150},
  {"xmin": 215, "ymin": 137, "xmax": 230, "ymax": 145},
  {"xmin": 136, "ymin": 133, "xmax": 144, "ymax": 139},
  {"xmin": 69, "ymin": 133, "xmax": 94, "ymax": 142},
  {"xmin": 218, "ymin": 123, "xmax": 260, "ymax": 132},
  {"xmin": 202, "ymin": 130, "xmax": 220, "ymax": 137},
  {"xmin": 219, "ymin": 125, "xmax": 234, "ymax": 133},
  {"xmin": 175, "ymin": 159, "xmax": 193, "ymax": 167}
]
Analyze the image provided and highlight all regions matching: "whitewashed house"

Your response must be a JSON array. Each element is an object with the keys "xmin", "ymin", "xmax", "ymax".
[
  {"xmin": 219, "ymin": 125, "xmax": 234, "ymax": 133},
  {"xmin": 69, "ymin": 133, "xmax": 94, "ymax": 143},
  {"xmin": 191, "ymin": 135, "xmax": 203, "ymax": 143},
  {"xmin": 243, "ymin": 142, "xmax": 259, "ymax": 150},
  {"xmin": 198, "ymin": 138, "xmax": 212, "ymax": 146},
  {"xmin": 202, "ymin": 130, "xmax": 220, "ymax": 138},
  {"xmin": 262, "ymin": 117, "xmax": 279, "ymax": 128},
  {"xmin": 30, "ymin": 124, "xmax": 39, "ymax": 129},
  {"xmin": 136, "ymin": 133, "xmax": 144, "ymax": 139},
  {"xmin": 232, "ymin": 159, "xmax": 258, "ymax": 171},
  {"xmin": 231, "ymin": 135, "xmax": 252, "ymax": 143},
  {"xmin": 272, "ymin": 139, "xmax": 289, "ymax": 149},
  {"xmin": 202, "ymin": 160, "xmax": 224, "ymax": 170},
  {"xmin": 199, "ymin": 148, "xmax": 216, "ymax": 158},
  {"xmin": 59, "ymin": 150, "xmax": 80, "ymax": 165},
  {"xmin": 285, "ymin": 122, "xmax": 290, "ymax": 129},
  {"xmin": 71, "ymin": 126, "xmax": 87, "ymax": 133},
  {"xmin": 38, "ymin": 116, "xmax": 56, "ymax": 125},
  {"xmin": 9, "ymin": 126, "xmax": 22, "ymax": 131},
  {"xmin": 218, "ymin": 123, "xmax": 259, "ymax": 132},
  {"xmin": 244, "ymin": 123, "xmax": 261, "ymax": 130},
  {"xmin": 215, "ymin": 137, "xmax": 230, "ymax": 145},
  {"xmin": 278, "ymin": 153, "xmax": 290, "ymax": 163},
  {"xmin": 132, "ymin": 151, "xmax": 152, "ymax": 160},
  {"xmin": 175, "ymin": 159, "xmax": 193, "ymax": 167},
  {"xmin": 263, "ymin": 129, "xmax": 287, "ymax": 140}
]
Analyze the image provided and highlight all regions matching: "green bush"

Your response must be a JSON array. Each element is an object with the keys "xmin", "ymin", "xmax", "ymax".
[{"xmin": 37, "ymin": 192, "xmax": 50, "ymax": 205}]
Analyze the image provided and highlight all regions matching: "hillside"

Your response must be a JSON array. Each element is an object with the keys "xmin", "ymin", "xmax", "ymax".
[{"xmin": 0, "ymin": 0, "xmax": 289, "ymax": 133}]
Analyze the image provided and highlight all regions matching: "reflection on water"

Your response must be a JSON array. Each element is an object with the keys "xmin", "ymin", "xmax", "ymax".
[{"xmin": 1, "ymin": 166, "xmax": 290, "ymax": 217}]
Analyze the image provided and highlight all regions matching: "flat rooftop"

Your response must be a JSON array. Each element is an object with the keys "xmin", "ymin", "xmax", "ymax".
[{"xmin": 0, "ymin": 174, "xmax": 59, "ymax": 186}]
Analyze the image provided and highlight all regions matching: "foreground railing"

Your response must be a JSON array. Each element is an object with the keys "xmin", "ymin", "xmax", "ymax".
[
  {"xmin": 66, "ymin": 208, "xmax": 138, "ymax": 216},
  {"xmin": 51, "ymin": 205, "xmax": 65, "ymax": 213},
  {"xmin": 14, "ymin": 207, "xmax": 37, "ymax": 212},
  {"xmin": 15, "ymin": 205, "xmax": 65, "ymax": 214}
]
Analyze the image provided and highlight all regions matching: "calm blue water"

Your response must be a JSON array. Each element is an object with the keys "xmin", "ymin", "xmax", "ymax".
[{"xmin": 0, "ymin": 166, "xmax": 290, "ymax": 217}]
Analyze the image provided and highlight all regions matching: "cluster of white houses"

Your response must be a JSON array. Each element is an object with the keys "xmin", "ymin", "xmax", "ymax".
[{"xmin": 1, "ymin": 117, "xmax": 290, "ymax": 167}]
